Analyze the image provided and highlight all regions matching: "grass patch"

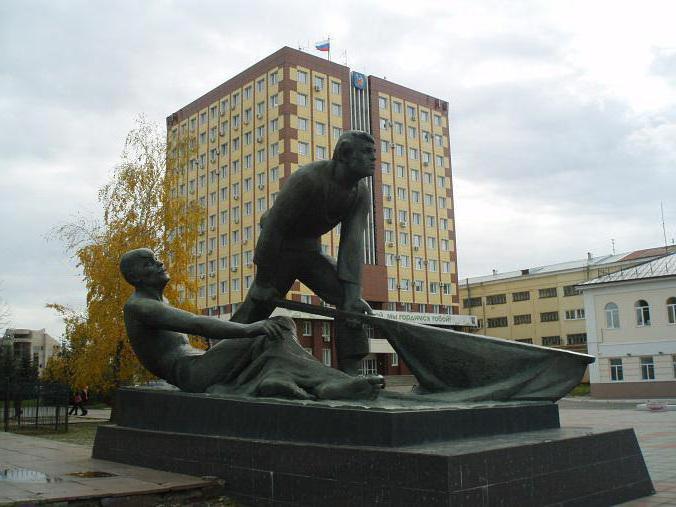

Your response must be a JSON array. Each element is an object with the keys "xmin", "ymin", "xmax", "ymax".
[
  {"xmin": 569, "ymin": 383, "xmax": 590, "ymax": 396},
  {"xmin": 12, "ymin": 422, "xmax": 103, "ymax": 446}
]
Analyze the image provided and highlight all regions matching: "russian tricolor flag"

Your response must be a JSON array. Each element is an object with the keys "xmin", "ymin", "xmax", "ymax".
[{"xmin": 315, "ymin": 39, "xmax": 330, "ymax": 52}]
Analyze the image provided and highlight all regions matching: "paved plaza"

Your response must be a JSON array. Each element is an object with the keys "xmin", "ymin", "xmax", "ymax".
[
  {"xmin": 558, "ymin": 399, "xmax": 676, "ymax": 506},
  {"xmin": 0, "ymin": 400, "xmax": 674, "ymax": 505}
]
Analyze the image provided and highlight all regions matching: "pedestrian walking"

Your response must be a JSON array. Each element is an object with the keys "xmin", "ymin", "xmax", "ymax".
[{"xmin": 68, "ymin": 387, "xmax": 88, "ymax": 416}]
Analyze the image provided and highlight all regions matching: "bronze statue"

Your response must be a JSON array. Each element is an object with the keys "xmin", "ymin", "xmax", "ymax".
[
  {"xmin": 231, "ymin": 130, "xmax": 376, "ymax": 374},
  {"xmin": 120, "ymin": 248, "xmax": 383, "ymax": 400}
]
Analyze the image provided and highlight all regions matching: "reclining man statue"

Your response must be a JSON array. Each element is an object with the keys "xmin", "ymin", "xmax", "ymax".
[
  {"xmin": 231, "ymin": 130, "xmax": 377, "ymax": 374},
  {"xmin": 120, "ymin": 248, "xmax": 383, "ymax": 400}
]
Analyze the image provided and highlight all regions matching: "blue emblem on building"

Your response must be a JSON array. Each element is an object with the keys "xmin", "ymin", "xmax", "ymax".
[{"xmin": 352, "ymin": 72, "xmax": 366, "ymax": 90}]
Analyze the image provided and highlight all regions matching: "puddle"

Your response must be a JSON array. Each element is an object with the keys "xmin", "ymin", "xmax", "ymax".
[
  {"xmin": 0, "ymin": 468, "xmax": 62, "ymax": 483},
  {"xmin": 66, "ymin": 471, "xmax": 117, "ymax": 478}
]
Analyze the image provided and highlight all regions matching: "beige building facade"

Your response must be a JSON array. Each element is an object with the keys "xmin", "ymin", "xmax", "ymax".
[
  {"xmin": 2, "ymin": 328, "xmax": 60, "ymax": 374},
  {"xmin": 459, "ymin": 247, "xmax": 676, "ymax": 354},
  {"xmin": 166, "ymin": 47, "xmax": 464, "ymax": 376}
]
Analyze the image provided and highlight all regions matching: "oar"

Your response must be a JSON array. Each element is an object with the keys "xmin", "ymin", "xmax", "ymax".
[{"xmin": 273, "ymin": 299, "xmax": 379, "ymax": 325}]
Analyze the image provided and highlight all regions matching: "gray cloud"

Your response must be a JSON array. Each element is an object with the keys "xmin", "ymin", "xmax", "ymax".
[{"xmin": 1, "ymin": 0, "xmax": 675, "ymax": 337}]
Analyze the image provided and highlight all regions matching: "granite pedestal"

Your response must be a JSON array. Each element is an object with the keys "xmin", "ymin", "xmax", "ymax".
[{"xmin": 93, "ymin": 388, "xmax": 654, "ymax": 506}]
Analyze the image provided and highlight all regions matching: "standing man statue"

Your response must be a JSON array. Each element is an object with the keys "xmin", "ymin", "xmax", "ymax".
[{"xmin": 231, "ymin": 131, "xmax": 376, "ymax": 374}]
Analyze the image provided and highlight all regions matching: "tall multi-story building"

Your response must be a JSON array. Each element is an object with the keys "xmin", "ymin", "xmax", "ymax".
[
  {"xmin": 166, "ymin": 46, "xmax": 470, "ymax": 376},
  {"xmin": 459, "ymin": 246, "xmax": 676, "ymax": 355}
]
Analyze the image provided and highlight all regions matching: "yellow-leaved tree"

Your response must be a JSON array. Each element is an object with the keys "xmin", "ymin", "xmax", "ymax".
[{"xmin": 45, "ymin": 117, "xmax": 200, "ymax": 396}]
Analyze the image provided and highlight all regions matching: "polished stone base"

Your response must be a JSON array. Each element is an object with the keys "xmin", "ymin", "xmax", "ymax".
[
  {"xmin": 94, "ymin": 389, "xmax": 654, "ymax": 506},
  {"xmin": 108, "ymin": 387, "xmax": 561, "ymax": 446}
]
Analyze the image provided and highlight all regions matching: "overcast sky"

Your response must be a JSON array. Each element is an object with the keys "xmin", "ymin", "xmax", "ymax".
[{"xmin": 1, "ymin": 0, "xmax": 675, "ymax": 339}]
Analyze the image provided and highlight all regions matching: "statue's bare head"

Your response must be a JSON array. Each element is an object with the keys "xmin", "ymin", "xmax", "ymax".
[
  {"xmin": 120, "ymin": 248, "xmax": 170, "ymax": 289},
  {"xmin": 332, "ymin": 130, "xmax": 376, "ymax": 179}
]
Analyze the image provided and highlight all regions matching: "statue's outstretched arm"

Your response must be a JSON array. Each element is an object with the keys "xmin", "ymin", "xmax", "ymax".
[{"xmin": 128, "ymin": 299, "xmax": 277, "ymax": 340}]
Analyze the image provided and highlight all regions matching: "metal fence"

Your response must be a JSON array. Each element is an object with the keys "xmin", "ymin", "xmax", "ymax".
[{"xmin": 2, "ymin": 380, "xmax": 70, "ymax": 432}]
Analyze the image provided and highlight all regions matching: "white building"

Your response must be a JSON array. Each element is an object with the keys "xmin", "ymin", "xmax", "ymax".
[
  {"xmin": 579, "ymin": 253, "xmax": 676, "ymax": 398},
  {"xmin": 1, "ymin": 328, "xmax": 61, "ymax": 375}
]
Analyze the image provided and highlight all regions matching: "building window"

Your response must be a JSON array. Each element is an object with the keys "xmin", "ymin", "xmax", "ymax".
[
  {"xmin": 667, "ymin": 297, "xmax": 676, "ymax": 324},
  {"xmin": 610, "ymin": 358, "xmax": 624, "ymax": 381},
  {"xmin": 563, "ymin": 285, "xmax": 581, "ymax": 297},
  {"xmin": 487, "ymin": 317, "xmax": 508, "ymax": 328},
  {"xmin": 542, "ymin": 336, "xmax": 561, "ymax": 346},
  {"xmin": 635, "ymin": 300, "xmax": 651, "ymax": 326},
  {"xmin": 640, "ymin": 356, "xmax": 655, "ymax": 380},
  {"xmin": 302, "ymin": 321, "xmax": 312, "ymax": 336},
  {"xmin": 322, "ymin": 322, "xmax": 331, "ymax": 342},
  {"xmin": 486, "ymin": 294, "xmax": 507, "ymax": 305},
  {"xmin": 297, "ymin": 93, "xmax": 308, "ymax": 107},
  {"xmin": 514, "ymin": 314, "xmax": 532, "ymax": 325},
  {"xmin": 322, "ymin": 348, "xmax": 332, "ymax": 366},
  {"xmin": 298, "ymin": 141, "xmax": 309, "ymax": 156},
  {"xmin": 391, "ymin": 352, "xmax": 399, "ymax": 367},
  {"xmin": 512, "ymin": 291, "xmax": 530, "ymax": 302},
  {"xmin": 540, "ymin": 311, "xmax": 559, "ymax": 322},
  {"xmin": 297, "ymin": 70, "xmax": 307, "ymax": 84},
  {"xmin": 463, "ymin": 297, "xmax": 482, "ymax": 308},
  {"xmin": 379, "ymin": 96, "xmax": 388, "ymax": 109},
  {"xmin": 564, "ymin": 309, "xmax": 585, "ymax": 320},
  {"xmin": 516, "ymin": 338, "xmax": 533, "ymax": 344},
  {"xmin": 331, "ymin": 81, "xmax": 341, "ymax": 94},
  {"xmin": 673, "ymin": 355, "xmax": 676, "ymax": 378},
  {"xmin": 539, "ymin": 287, "xmax": 557, "ymax": 298},
  {"xmin": 313, "ymin": 75, "xmax": 324, "ymax": 90},
  {"xmin": 315, "ymin": 98, "xmax": 325, "ymax": 111},
  {"xmin": 387, "ymin": 277, "xmax": 397, "ymax": 290},
  {"xmin": 331, "ymin": 103, "xmax": 342, "ymax": 116},
  {"xmin": 566, "ymin": 333, "xmax": 587, "ymax": 345},
  {"xmin": 605, "ymin": 302, "xmax": 620, "ymax": 329}
]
